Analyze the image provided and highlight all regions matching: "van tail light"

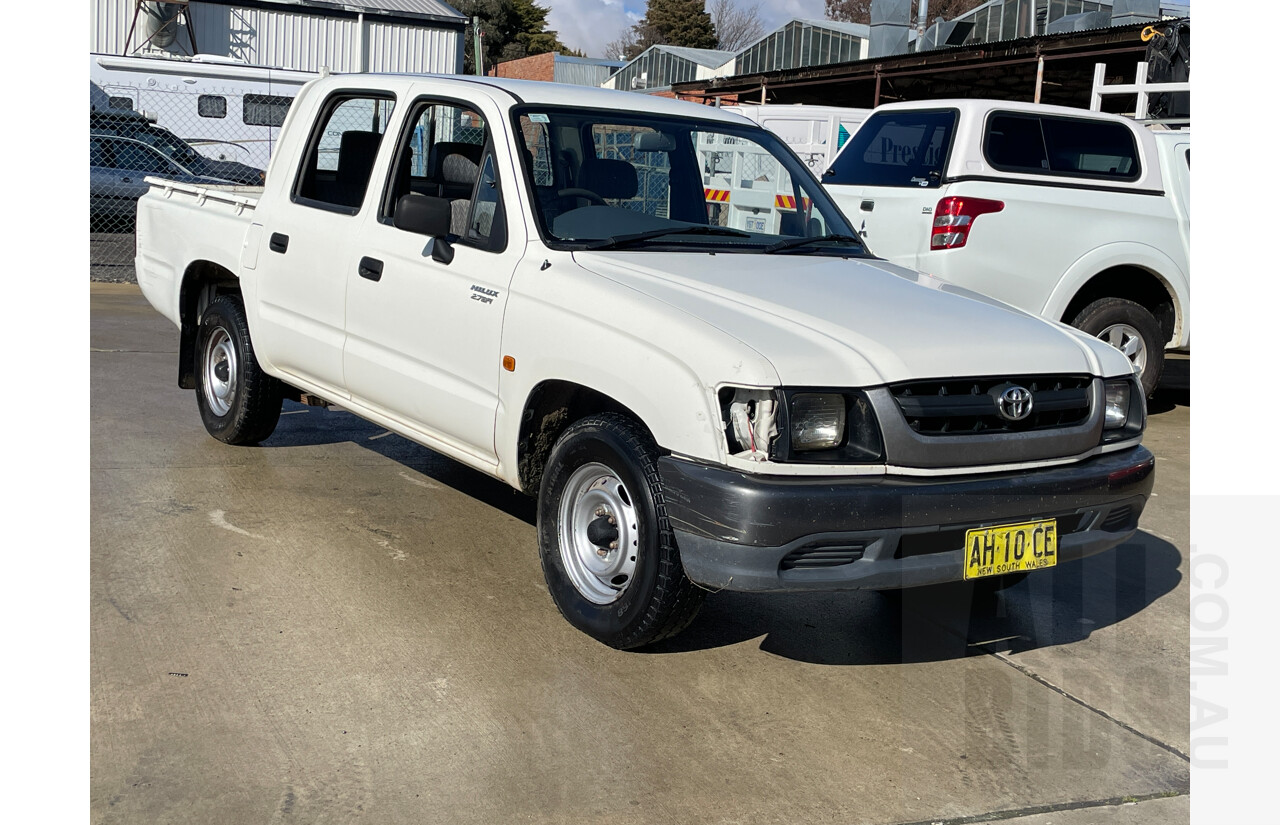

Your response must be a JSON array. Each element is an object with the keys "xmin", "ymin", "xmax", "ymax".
[{"xmin": 930, "ymin": 196, "xmax": 1004, "ymax": 249}]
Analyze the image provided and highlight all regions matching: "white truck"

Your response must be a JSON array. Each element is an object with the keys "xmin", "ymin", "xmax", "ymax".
[
  {"xmin": 821, "ymin": 99, "xmax": 1190, "ymax": 396},
  {"xmin": 135, "ymin": 74, "xmax": 1154, "ymax": 649}
]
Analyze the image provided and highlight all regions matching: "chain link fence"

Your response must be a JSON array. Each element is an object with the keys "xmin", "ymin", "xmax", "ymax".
[{"xmin": 90, "ymin": 82, "xmax": 292, "ymax": 278}]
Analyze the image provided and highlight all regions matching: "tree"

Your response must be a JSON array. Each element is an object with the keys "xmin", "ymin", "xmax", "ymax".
[
  {"xmin": 825, "ymin": 0, "xmax": 985, "ymax": 26},
  {"xmin": 644, "ymin": 0, "xmax": 718, "ymax": 50},
  {"xmin": 454, "ymin": 0, "xmax": 570, "ymax": 74},
  {"xmin": 611, "ymin": 0, "xmax": 719, "ymax": 59},
  {"xmin": 709, "ymin": 0, "xmax": 765, "ymax": 52}
]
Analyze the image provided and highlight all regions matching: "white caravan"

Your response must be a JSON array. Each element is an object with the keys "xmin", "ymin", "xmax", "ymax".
[{"xmin": 90, "ymin": 53, "xmax": 318, "ymax": 169}]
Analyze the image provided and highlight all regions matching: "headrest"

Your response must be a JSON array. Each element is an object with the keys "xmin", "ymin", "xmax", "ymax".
[
  {"xmin": 442, "ymin": 153, "xmax": 480, "ymax": 186},
  {"xmin": 337, "ymin": 131, "xmax": 382, "ymax": 182},
  {"xmin": 579, "ymin": 158, "xmax": 638, "ymax": 200}
]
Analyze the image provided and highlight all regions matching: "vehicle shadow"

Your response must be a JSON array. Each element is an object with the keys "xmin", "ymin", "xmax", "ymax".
[
  {"xmin": 263, "ymin": 403, "xmax": 1182, "ymax": 666},
  {"xmin": 1148, "ymin": 355, "xmax": 1189, "ymax": 414},
  {"xmin": 646, "ymin": 533, "xmax": 1182, "ymax": 665},
  {"xmin": 265, "ymin": 401, "xmax": 537, "ymax": 526}
]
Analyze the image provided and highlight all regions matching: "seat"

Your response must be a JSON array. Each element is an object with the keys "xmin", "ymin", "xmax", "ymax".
[
  {"xmin": 441, "ymin": 153, "xmax": 480, "ymax": 235},
  {"xmin": 578, "ymin": 158, "xmax": 638, "ymax": 201},
  {"xmin": 333, "ymin": 130, "xmax": 383, "ymax": 208}
]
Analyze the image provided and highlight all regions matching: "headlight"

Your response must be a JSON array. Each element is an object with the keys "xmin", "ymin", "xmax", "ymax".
[
  {"xmin": 1104, "ymin": 381, "xmax": 1130, "ymax": 429},
  {"xmin": 791, "ymin": 393, "xmax": 846, "ymax": 451},
  {"xmin": 1102, "ymin": 378, "xmax": 1145, "ymax": 443},
  {"xmin": 778, "ymin": 390, "xmax": 883, "ymax": 463}
]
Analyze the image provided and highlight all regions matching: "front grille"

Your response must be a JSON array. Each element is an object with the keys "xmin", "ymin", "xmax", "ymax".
[
  {"xmin": 895, "ymin": 513, "xmax": 1089, "ymax": 559},
  {"xmin": 890, "ymin": 375, "xmax": 1092, "ymax": 436},
  {"xmin": 780, "ymin": 541, "xmax": 868, "ymax": 571}
]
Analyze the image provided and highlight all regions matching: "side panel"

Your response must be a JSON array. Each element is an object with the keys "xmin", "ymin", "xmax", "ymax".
[
  {"xmin": 911, "ymin": 182, "xmax": 1187, "ymax": 327},
  {"xmin": 134, "ymin": 188, "xmax": 256, "ymax": 329}
]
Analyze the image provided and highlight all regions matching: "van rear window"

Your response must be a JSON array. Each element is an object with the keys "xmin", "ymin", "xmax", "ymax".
[
  {"xmin": 984, "ymin": 113, "xmax": 1140, "ymax": 180},
  {"xmin": 825, "ymin": 110, "xmax": 955, "ymax": 188}
]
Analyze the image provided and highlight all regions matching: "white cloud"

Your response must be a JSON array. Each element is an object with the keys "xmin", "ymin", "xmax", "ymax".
[
  {"xmin": 546, "ymin": 0, "xmax": 644, "ymax": 60},
  {"xmin": 547, "ymin": 0, "xmax": 829, "ymax": 60}
]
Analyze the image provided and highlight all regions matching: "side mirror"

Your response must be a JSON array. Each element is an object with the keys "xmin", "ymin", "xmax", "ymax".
[{"xmin": 394, "ymin": 192, "xmax": 454, "ymax": 264}]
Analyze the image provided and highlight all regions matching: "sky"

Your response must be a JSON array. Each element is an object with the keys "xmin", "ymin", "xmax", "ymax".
[{"xmin": 546, "ymin": 0, "xmax": 829, "ymax": 60}]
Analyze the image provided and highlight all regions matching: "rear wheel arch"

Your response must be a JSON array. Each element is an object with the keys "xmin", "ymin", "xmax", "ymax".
[
  {"xmin": 1060, "ymin": 265, "xmax": 1179, "ymax": 346},
  {"xmin": 178, "ymin": 261, "xmax": 240, "ymax": 389}
]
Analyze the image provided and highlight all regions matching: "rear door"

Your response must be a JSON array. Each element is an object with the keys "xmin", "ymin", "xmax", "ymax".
[
  {"xmin": 821, "ymin": 108, "xmax": 958, "ymax": 267},
  {"xmin": 251, "ymin": 91, "xmax": 397, "ymax": 398}
]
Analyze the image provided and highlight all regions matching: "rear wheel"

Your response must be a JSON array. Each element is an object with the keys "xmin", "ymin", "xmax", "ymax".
[
  {"xmin": 1070, "ymin": 297, "xmax": 1166, "ymax": 397},
  {"xmin": 195, "ymin": 294, "xmax": 282, "ymax": 445},
  {"xmin": 537, "ymin": 414, "xmax": 704, "ymax": 649}
]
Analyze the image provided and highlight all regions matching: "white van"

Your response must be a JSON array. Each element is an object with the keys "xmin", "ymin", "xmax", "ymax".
[{"xmin": 721, "ymin": 104, "xmax": 872, "ymax": 173}]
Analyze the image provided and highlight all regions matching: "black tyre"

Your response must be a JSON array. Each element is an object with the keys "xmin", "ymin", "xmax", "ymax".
[
  {"xmin": 195, "ymin": 294, "xmax": 282, "ymax": 445},
  {"xmin": 1070, "ymin": 297, "xmax": 1166, "ymax": 397},
  {"xmin": 537, "ymin": 413, "xmax": 705, "ymax": 649}
]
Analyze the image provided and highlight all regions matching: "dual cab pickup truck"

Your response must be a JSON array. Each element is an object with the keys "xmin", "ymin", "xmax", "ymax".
[
  {"xmin": 135, "ymin": 74, "xmax": 1154, "ymax": 649},
  {"xmin": 823, "ymin": 100, "xmax": 1190, "ymax": 396}
]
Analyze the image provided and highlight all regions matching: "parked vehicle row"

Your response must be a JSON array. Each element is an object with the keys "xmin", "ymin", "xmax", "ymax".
[
  {"xmin": 90, "ymin": 108, "xmax": 264, "ymax": 231},
  {"xmin": 133, "ymin": 74, "xmax": 1154, "ymax": 648}
]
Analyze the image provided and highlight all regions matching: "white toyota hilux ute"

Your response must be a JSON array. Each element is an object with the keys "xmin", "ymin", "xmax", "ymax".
[
  {"xmin": 135, "ymin": 74, "xmax": 1154, "ymax": 649},
  {"xmin": 822, "ymin": 99, "xmax": 1190, "ymax": 397}
]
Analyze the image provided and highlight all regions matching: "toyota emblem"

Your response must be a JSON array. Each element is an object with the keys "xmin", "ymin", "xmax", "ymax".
[{"xmin": 997, "ymin": 386, "xmax": 1034, "ymax": 421}]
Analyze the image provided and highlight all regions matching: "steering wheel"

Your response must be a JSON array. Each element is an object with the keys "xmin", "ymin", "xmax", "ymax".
[{"xmin": 555, "ymin": 188, "xmax": 607, "ymax": 207}]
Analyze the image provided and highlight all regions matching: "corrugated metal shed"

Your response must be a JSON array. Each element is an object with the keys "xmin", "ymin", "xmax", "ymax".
[
  {"xmin": 224, "ymin": 0, "xmax": 465, "ymax": 24},
  {"xmin": 90, "ymin": 0, "xmax": 463, "ymax": 73},
  {"xmin": 553, "ymin": 56, "xmax": 626, "ymax": 88}
]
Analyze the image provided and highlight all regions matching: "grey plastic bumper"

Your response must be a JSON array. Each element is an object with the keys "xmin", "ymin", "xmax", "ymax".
[{"xmin": 660, "ymin": 446, "xmax": 1155, "ymax": 592}]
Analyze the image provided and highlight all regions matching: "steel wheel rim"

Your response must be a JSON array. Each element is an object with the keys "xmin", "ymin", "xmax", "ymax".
[
  {"xmin": 1099, "ymin": 322, "xmax": 1147, "ymax": 377},
  {"xmin": 202, "ymin": 326, "xmax": 238, "ymax": 417},
  {"xmin": 557, "ymin": 462, "xmax": 640, "ymax": 605}
]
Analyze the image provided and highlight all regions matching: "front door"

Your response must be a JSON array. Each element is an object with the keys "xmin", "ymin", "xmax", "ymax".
[{"xmin": 343, "ymin": 97, "xmax": 523, "ymax": 465}]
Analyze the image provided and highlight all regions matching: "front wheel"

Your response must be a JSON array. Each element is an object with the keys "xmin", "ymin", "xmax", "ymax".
[
  {"xmin": 1070, "ymin": 297, "xmax": 1166, "ymax": 397},
  {"xmin": 195, "ymin": 294, "xmax": 282, "ymax": 445},
  {"xmin": 537, "ymin": 414, "xmax": 705, "ymax": 649}
]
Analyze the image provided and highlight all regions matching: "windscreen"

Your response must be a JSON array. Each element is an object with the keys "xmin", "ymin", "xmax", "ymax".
[
  {"xmin": 513, "ymin": 106, "xmax": 865, "ymax": 256},
  {"xmin": 825, "ymin": 109, "xmax": 957, "ymax": 188}
]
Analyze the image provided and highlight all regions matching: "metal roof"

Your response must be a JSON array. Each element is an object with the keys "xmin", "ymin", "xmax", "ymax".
[
  {"xmin": 199, "ymin": 0, "xmax": 466, "ymax": 23},
  {"xmin": 653, "ymin": 46, "xmax": 736, "ymax": 69}
]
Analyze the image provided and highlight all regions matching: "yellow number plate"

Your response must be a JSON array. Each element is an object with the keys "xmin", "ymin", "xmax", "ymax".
[{"xmin": 963, "ymin": 519, "xmax": 1058, "ymax": 580}]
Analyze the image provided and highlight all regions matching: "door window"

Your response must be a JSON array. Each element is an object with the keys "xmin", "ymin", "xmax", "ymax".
[
  {"xmin": 294, "ymin": 94, "xmax": 396, "ymax": 213},
  {"xmin": 382, "ymin": 101, "xmax": 504, "ymax": 251}
]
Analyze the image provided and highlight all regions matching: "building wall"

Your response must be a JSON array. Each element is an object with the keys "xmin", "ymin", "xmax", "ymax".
[
  {"xmin": 91, "ymin": 0, "xmax": 460, "ymax": 74},
  {"xmin": 492, "ymin": 52, "xmax": 558, "ymax": 82}
]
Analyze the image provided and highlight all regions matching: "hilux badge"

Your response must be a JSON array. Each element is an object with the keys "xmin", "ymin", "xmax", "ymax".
[{"xmin": 997, "ymin": 386, "xmax": 1034, "ymax": 421}]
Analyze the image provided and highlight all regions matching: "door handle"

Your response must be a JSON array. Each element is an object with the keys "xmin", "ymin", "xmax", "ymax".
[
  {"xmin": 860, "ymin": 200, "xmax": 874, "ymax": 212},
  {"xmin": 358, "ymin": 256, "xmax": 384, "ymax": 282},
  {"xmin": 269, "ymin": 232, "xmax": 289, "ymax": 253}
]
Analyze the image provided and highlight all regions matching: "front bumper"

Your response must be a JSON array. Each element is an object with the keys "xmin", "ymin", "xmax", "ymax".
[{"xmin": 660, "ymin": 446, "xmax": 1154, "ymax": 592}]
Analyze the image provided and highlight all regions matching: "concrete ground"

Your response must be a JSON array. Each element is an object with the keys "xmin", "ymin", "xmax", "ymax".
[{"xmin": 91, "ymin": 284, "xmax": 1190, "ymax": 824}]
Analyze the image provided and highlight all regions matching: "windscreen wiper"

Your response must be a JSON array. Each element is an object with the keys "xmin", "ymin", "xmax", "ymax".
[
  {"xmin": 582, "ymin": 225, "xmax": 751, "ymax": 251},
  {"xmin": 763, "ymin": 233, "xmax": 864, "ymax": 254}
]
